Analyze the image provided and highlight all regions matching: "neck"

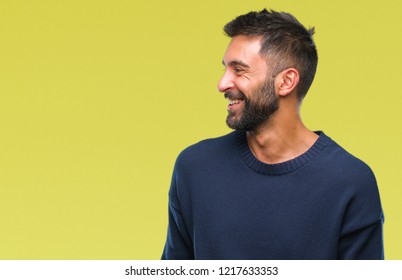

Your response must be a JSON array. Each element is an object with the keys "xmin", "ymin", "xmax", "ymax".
[{"xmin": 246, "ymin": 108, "xmax": 318, "ymax": 164}]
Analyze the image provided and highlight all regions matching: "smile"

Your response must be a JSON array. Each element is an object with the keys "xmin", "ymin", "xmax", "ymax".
[
  {"xmin": 227, "ymin": 98, "xmax": 244, "ymax": 110},
  {"xmin": 228, "ymin": 98, "xmax": 242, "ymax": 105}
]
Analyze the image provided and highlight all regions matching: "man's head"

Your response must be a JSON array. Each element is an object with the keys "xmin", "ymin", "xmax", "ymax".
[
  {"xmin": 224, "ymin": 9, "xmax": 318, "ymax": 101},
  {"xmin": 218, "ymin": 9, "xmax": 318, "ymax": 131}
]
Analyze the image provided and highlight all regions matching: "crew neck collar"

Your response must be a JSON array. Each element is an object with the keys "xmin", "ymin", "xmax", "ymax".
[{"xmin": 235, "ymin": 130, "xmax": 331, "ymax": 175}]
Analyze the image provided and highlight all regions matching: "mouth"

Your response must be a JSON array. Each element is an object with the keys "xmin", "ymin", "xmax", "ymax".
[
  {"xmin": 227, "ymin": 98, "xmax": 244, "ymax": 110},
  {"xmin": 225, "ymin": 92, "xmax": 245, "ymax": 111},
  {"xmin": 228, "ymin": 98, "xmax": 243, "ymax": 105}
]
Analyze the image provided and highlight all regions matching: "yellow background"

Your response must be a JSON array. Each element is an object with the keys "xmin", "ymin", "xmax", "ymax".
[{"xmin": 0, "ymin": 0, "xmax": 401, "ymax": 259}]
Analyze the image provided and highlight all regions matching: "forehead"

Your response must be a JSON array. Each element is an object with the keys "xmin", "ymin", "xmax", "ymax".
[{"xmin": 222, "ymin": 35, "xmax": 266, "ymax": 67}]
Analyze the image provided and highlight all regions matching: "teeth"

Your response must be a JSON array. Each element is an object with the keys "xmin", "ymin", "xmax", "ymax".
[{"xmin": 229, "ymin": 99, "xmax": 241, "ymax": 105}]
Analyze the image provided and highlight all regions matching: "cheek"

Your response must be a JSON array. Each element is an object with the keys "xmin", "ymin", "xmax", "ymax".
[{"xmin": 234, "ymin": 79, "xmax": 252, "ymax": 95}]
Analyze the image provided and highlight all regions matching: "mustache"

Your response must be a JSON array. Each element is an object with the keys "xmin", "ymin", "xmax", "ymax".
[{"xmin": 224, "ymin": 91, "xmax": 246, "ymax": 100}]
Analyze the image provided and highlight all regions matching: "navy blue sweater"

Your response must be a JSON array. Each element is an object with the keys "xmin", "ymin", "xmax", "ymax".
[{"xmin": 162, "ymin": 131, "xmax": 384, "ymax": 259}]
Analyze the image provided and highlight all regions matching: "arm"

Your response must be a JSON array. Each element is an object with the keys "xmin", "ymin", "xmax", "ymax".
[
  {"xmin": 339, "ymin": 214, "xmax": 384, "ymax": 259},
  {"xmin": 338, "ymin": 168, "xmax": 384, "ymax": 260},
  {"xmin": 161, "ymin": 162, "xmax": 194, "ymax": 260}
]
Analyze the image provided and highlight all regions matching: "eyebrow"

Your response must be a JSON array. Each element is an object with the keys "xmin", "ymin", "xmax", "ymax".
[{"xmin": 222, "ymin": 59, "xmax": 250, "ymax": 69}]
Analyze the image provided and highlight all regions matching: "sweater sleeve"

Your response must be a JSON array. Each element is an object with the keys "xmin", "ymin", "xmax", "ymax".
[
  {"xmin": 161, "ymin": 162, "xmax": 194, "ymax": 260},
  {"xmin": 338, "ymin": 167, "xmax": 384, "ymax": 260}
]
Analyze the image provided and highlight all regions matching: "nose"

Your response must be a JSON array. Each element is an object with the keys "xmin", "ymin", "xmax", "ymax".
[{"xmin": 217, "ymin": 70, "xmax": 235, "ymax": 93}]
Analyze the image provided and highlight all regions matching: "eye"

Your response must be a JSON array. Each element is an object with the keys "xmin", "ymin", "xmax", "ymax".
[{"xmin": 234, "ymin": 67, "xmax": 244, "ymax": 74}]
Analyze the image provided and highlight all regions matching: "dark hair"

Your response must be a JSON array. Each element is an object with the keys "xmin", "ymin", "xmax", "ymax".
[{"xmin": 224, "ymin": 9, "xmax": 318, "ymax": 101}]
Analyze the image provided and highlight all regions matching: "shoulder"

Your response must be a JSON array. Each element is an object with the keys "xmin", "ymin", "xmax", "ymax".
[
  {"xmin": 319, "ymin": 133, "xmax": 378, "ymax": 192},
  {"xmin": 315, "ymin": 134, "xmax": 383, "ymax": 225},
  {"xmin": 325, "ymin": 135, "xmax": 374, "ymax": 174},
  {"xmin": 175, "ymin": 131, "xmax": 237, "ymax": 166},
  {"xmin": 170, "ymin": 131, "xmax": 239, "ymax": 190}
]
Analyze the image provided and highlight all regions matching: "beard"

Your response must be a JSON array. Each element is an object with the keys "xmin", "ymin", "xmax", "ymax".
[{"xmin": 225, "ymin": 77, "xmax": 279, "ymax": 131}]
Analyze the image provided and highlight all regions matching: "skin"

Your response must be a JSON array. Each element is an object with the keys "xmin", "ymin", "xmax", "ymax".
[{"xmin": 218, "ymin": 35, "xmax": 318, "ymax": 164}]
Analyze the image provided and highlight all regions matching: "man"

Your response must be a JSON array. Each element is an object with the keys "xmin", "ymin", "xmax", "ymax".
[{"xmin": 161, "ymin": 9, "xmax": 384, "ymax": 260}]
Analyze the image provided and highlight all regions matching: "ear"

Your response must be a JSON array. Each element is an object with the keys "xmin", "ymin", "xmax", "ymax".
[{"xmin": 275, "ymin": 68, "xmax": 300, "ymax": 97}]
